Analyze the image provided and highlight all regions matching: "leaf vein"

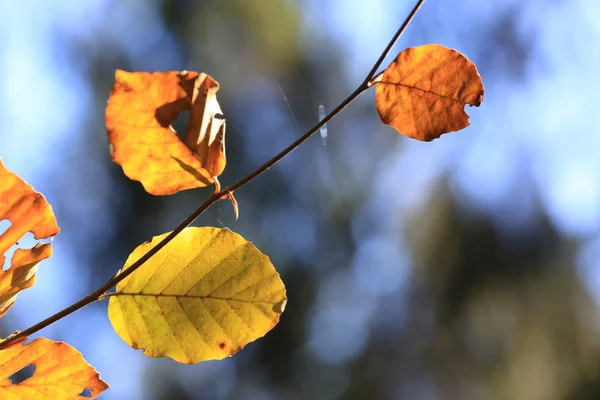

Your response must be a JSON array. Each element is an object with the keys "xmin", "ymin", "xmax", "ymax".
[
  {"xmin": 158, "ymin": 229, "xmax": 225, "ymax": 295},
  {"xmin": 115, "ymin": 292, "xmax": 279, "ymax": 304},
  {"xmin": 198, "ymin": 297, "xmax": 234, "ymax": 346},
  {"xmin": 131, "ymin": 296, "xmax": 155, "ymax": 354},
  {"xmin": 222, "ymin": 299, "xmax": 257, "ymax": 335},
  {"xmin": 379, "ymin": 80, "xmax": 463, "ymax": 104},
  {"xmin": 203, "ymin": 243, "xmax": 254, "ymax": 296},
  {"xmin": 175, "ymin": 298, "xmax": 213, "ymax": 357},
  {"xmin": 156, "ymin": 298, "xmax": 189, "ymax": 362}
]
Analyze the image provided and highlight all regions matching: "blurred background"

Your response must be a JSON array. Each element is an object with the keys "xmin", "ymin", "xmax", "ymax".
[{"xmin": 1, "ymin": 0, "xmax": 599, "ymax": 399}]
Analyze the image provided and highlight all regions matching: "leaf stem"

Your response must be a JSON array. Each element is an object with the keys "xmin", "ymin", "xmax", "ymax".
[{"xmin": 0, "ymin": 0, "xmax": 425, "ymax": 351}]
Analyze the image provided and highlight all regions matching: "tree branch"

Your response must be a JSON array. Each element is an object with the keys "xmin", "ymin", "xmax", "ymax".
[{"xmin": 0, "ymin": 0, "xmax": 425, "ymax": 351}]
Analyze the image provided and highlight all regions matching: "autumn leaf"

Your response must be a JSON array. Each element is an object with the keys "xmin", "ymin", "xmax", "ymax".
[
  {"xmin": 375, "ymin": 44, "xmax": 484, "ymax": 141},
  {"xmin": 107, "ymin": 227, "xmax": 287, "ymax": 364},
  {"xmin": 0, "ymin": 159, "xmax": 59, "ymax": 318},
  {"xmin": 0, "ymin": 337, "xmax": 108, "ymax": 399},
  {"xmin": 106, "ymin": 70, "xmax": 227, "ymax": 195}
]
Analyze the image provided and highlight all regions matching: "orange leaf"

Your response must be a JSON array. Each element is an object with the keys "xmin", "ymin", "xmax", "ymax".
[
  {"xmin": 0, "ymin": 338, "xmax": 108, "ymax": 399},
  {"xmin": 106, "ymin": 70, "xmax": 227, "ymax": 195},
  {"xmin": 0, "ymin": 159, "xmax": 59, "ymax": 318},
  {"xmin": 375, "ymin": 44, "xmax": 484, "ymax": 141}
]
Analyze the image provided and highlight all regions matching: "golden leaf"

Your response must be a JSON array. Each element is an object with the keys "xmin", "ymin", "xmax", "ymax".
[
  {"xmin": 105, "ymin": 70, "xmax": 227, "ymax": 195},
  {"xmin": 375, "ymin": 44, "xmax": 484, "ymax": 141},
  {"xmin": 108, "ymin": 227, "xmax": 287, "ymax": 364},
  {"xmin": 0, "ymin": 159, "xmax": 59, "ymax": 318},
  {"xmin": 0, "ymin": 338, "xmax": 108, "ymax": 399}
]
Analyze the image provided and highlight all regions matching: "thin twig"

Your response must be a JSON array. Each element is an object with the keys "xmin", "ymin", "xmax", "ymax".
[
  {"xmin": 0, "ymin": 87, "xmax": 364, "ymax": 351},
  {"xmin": 0, "ymin": 0, "xmax": 425, "ymax": 351},
  {"xmin": 364, "ymin": 0, "xmax": 425, "ymax": 84}
]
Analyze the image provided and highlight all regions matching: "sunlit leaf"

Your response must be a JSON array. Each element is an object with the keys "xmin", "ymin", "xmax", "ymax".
[
  {"xmin": 0, "ymin": 337, "xmax": 108, "ymax": 399},
  {"xmin": 375, "ymin": 44, "xmax": 484, "ymax": 141},
  {"xmin": 0, "ymin": 159, "xmax": 59, "ymax": 318},
  {"xmin": 108, "ymin": 227, "xmax": 287, "ymax": 364},
  {"xmin": 106, "ymin": 70, "xmax": 227, "ymax": 195}
]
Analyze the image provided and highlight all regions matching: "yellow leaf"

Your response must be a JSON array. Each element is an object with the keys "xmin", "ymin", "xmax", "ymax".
[
  {"xmin": 375, "ymin": 44, "xmax": 484, "ymax": 141},
  {"xmin": 0, "ymin": 337, "xmax": 108, "ymax": 399},
  {"xmin": 108, "ymin": 227, "xmax": 287, "ymax": 364},
  {"xmin": 105, "ymin": 70, "xmax": 227, "ymax": 195},
  {"xmin": 0, "ymin": 159, "xmax": 60, "ymax": 318}
]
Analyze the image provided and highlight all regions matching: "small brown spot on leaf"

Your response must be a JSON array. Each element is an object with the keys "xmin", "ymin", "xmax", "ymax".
[{"xmin": 219, "ymin": 342, "xmax": 226, "ymax": 349}]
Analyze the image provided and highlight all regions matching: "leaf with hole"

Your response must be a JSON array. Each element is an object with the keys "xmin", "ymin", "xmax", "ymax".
[
  {"xmin": 375, "ymin": 44, "xmax": 484, "ymax": 141},
  {"xmin": 0, "ymin": 159, "xmax": 59, "ymax": 318},
  {"xmin": 107, "ymin": 227, "xmax": 287, "ymax": 364},
  {"xmin": 0, "ymin": 337, "xmax": 108, "ymax": 399},
  {"xmin": 106, "ymin": 70, "xmax": 227, "ymax": 195}
]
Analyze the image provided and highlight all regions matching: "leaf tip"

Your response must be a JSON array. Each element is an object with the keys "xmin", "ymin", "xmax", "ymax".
[
  {"xmin": 273, "ymin": 299, "xmax": 287, "ymax": 314},
  {"xmin": 473, "ymin": 91, "xmax": 484, "ymax": 107}
]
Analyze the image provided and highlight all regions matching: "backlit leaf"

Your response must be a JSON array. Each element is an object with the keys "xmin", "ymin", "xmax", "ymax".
[
  {"xmin": 0, "ymin": 337, "xmax": 108, "ymax": 399},
  {"xmin": 106, "ymin": 70, "xmax": 227, "ymax": 195},
  {"xmin": 108, "ymin": 227, "xmax": 287, "ymax": 364},
  {"xmin": 0, "ymin": 159, "xmax": 59, "ymax": 318},
  {"xmin": 375, "ymin": 44, "xmax": 484, "ymax": 141}
]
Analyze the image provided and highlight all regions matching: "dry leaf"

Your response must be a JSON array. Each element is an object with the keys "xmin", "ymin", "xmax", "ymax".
[
  {"xmin": 0, "ymin": 337, "xmax": 108, "ymax": 399},
  {"xmin": 0, "ymin": 159, "xmax": 59, "ymax": 318},
  {"xmin": 108, "ymin": 227, "xmax": 287, "ymax": 364},
  {"xmin": 184, "ymin": 73, "xmax": 226, "ymax": 178},
  {"xmin": 375, "ymin": 44, "xmax": 484, "ymax": 141},
  {"xmin": 106, "ymin": 70, "xmax": 227, "ymax": 195}
]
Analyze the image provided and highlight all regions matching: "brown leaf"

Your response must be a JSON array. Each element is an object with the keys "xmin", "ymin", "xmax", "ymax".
[
  {"xmin": 375, "ymin": 44, "xmax": 484, "ymax": 141},
  {"xmin": 184, "ymin": 73, "xmax": 227, "ymax": 178},
  {"xmin": 106, "ymin": 70, "xmax": 227, "ymax": 195},
  {"xmin": 0, "ymin": 337, "xmax": 109, "ymax": 399},
  {"xmin": 0, "ymin": 159, "xmax": 59, "ymax": 318}
]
